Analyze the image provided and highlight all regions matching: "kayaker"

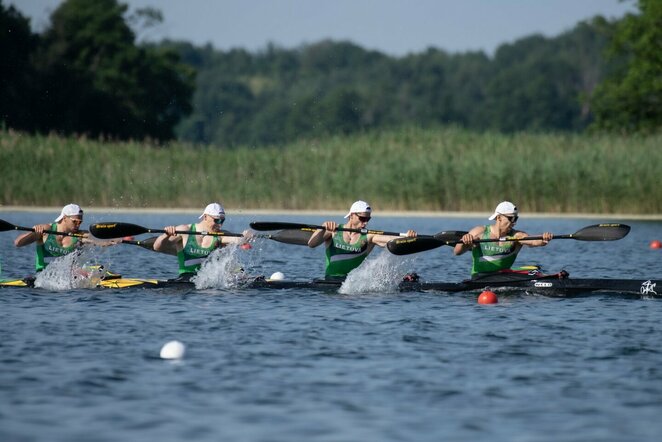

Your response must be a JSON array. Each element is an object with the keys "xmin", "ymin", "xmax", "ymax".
[
  {"xmin": 453, "ymin": 201, "xmax": 553, "ymax": 278},
  {"xmin": 308, "ymin": 200, "xmax": 417, "ymax": 280},
  {"xmin": 14, "ymin": 203, "xmax": 118, "ymax": 272},
  {"xmin": 153, "ymin": 203, "xmax": 251, "ymax": 280}
]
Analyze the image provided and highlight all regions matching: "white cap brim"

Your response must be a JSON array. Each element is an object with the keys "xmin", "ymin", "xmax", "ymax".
[{"xmin": 55, "ymin": 204, "xmax": 83, "ymax": 222}]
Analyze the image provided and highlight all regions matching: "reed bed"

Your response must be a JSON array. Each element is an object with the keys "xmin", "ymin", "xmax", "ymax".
[{"xmin": 1, "ymin": 127, "xmax": 660, "ymax": 214}]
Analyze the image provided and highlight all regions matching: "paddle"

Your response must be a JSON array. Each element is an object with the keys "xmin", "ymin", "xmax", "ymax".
[
  {"xmin": 250, "ymin": 221, "xmax": 456, "ymax": 238},
  {"xmin": 120, "ymin": 235, "xmax": 165, "ymax": 252},
  {"xmin": 387, "ymin": 233, "xmax": 467, "ymax": 255},
  {"xmin": 0, "ymin": 219, "xmax": 85, "ymax": 237},
  {"xmin": 250, "ymin": 221, "xmax": 403, "ymax": 236},
  {"xmin": 91, "ymin": 222, "xmax": 313, "ymax": 246},
  {"xmin": 387, "ymin": 223, "xmax": 631, "ymax": 256},
  {"xmin": 121, "ymin": 236, "xmax": 157, "ymax": 248},
  {"xmin": 90, "ymin": 222, "xmax": 244, "ymax": 239},
  {"xmin": 250, "ymin": 221, "xmax": 464, "ymax": 249},
  {"xmin": 262, "ymin": 229, "xmax": 313, "ymax": 246}
]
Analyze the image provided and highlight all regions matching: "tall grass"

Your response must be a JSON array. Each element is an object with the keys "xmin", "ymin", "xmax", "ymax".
[{"xmin": 1, "ymin": 127, "xmax": 660, "ymax": 214}]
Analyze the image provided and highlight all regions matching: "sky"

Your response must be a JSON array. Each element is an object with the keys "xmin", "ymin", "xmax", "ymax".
[{"xmin": 8, "ymin": 0, "xmax": 636, "ymax": 56}]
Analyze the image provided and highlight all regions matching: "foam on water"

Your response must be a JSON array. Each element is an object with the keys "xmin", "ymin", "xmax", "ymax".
[
  {"xmin": 339, "ymin": 252, "xmax": 411, "ymax": 294},
  {"xmin": 192, "ymin": 244, "xmax": 252, "ymax": 289},
  {"xmin": 33, "ymin": 247, "xmax": 108, "ymax": 291}
]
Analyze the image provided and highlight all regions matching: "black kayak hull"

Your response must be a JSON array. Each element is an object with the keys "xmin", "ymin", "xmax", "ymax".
[
  {"xmin": 251, "ymin": 277, "xmax": 662, "ymax": 297},
  {"xmin": 2, "ymin": 276, "xmax": 660, "ymax": 297}
]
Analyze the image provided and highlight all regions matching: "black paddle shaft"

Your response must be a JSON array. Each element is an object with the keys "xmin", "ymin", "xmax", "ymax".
[
  {"xmin": 249, "ymin": 221, "xmax": 411, "ymax": 236},
  {"xmin": 248, "ymin": 221, "xmax": 460, "ymax": 240},
  {"xmin": 0, "ymin": 219, "xmax": 84, "ymax": 237}
]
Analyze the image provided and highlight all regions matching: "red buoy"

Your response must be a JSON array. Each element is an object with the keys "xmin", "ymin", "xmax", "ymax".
[
  {"xmin": 478, "ymin": 290, "xmax": 498, "ymax": 304},
  {"xmin": 240, "ymin": 243, "xmax": 252, "ymax": 250},
  {"xmin": 650, "ymin": 240, "xmax": 662, "ymax": 250}
]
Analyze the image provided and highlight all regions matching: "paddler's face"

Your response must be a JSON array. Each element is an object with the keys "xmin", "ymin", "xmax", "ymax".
[
  {"xmin": 497, "ymin": 214, "xmax": 518, "ymax": 228},
  {"xmin": 353, "ymin": 212, "xmax": 371, "ymax": 227},
  {"xmin": 209, "ymin": 214, "xmax": 225, "ymax": 231},
  {"xmin": 66, "ymin": 215, "xmax": 83, "ymax": 232}
]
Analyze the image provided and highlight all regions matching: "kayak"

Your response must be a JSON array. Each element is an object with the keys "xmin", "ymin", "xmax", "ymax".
[
  {"xmin": 0, "ymin": 277, "xmax": 191, "ymax": 289},
  {"xmin": 410, "ymin": 277, "xmax": 661, "ymax": 297},
  {"xmin": 254, "ymin": 274, "xmax": 662, "ymax": 297},
  {"xmin": 2, "ymin": 273, "xmax": 660, "ymax": 297},
  {"xmin": 0, "ymin": 276, "xmax": 342, "ymax": 290}
]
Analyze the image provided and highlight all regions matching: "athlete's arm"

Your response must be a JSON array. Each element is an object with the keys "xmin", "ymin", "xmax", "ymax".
[
  {"xmin": 454, "ymin": 226, "xmax": 483, "ymax": 256},
  {"xmin": 515, "ymin": 231, "xmax": 553, "ymax": 247},
  {"xmin": 14, "ymin": 223, "xmax": 50, "ymax": 247},
  {"xmin": 308, "ymin": 221, "xmax": 336, "ymax": 248},
  {"xmin": 154, "ymin": 224, "xmax": 187, "ymax": 252}
]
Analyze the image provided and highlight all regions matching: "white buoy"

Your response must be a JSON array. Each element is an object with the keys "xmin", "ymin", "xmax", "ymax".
[
  {"xmin": 269, "ymin": 271, "xmax": 285, "ymax": 281},
  {"xmin": 160, "ymin": 340, "xmax": 186, "ymax": 360}
]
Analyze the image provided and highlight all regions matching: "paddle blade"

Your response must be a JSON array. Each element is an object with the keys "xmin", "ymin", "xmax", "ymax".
[
  {"xmin": 250, "ymin": 221, "xmax": 315, "ymax": 231},
  {"xmin": 122, "ymin": 236, "xmax": 177, "ymax": 255},
  {"xmin": 387, "ymin": 237, "xmax": 446, "ymax": 255},
  {"xmin": 571, "ymin": 223, "xmax": 631, "ymax": 241},
  {"xmin": 0, "ymin": 219, "xmax": 17, "ymax": 232},
  {"xmin": 269, "ymin": 229, "xmax": 313, "ymax": 246},
  {"xmin": 433, "ymin": 230, "xmax": 467, "ymax": 243},
  {"xmin": 90, "ymin": 222, "xmax": 149, "ymax": 239}
]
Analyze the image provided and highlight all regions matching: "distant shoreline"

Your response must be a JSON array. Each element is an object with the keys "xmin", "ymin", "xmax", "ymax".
[{"xmin": 2, "ymin": 206, "xmax": 661, "ymax": 220}]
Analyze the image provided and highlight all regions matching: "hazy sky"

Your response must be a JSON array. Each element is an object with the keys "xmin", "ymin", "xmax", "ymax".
[{"xmin": 9, "ymin": 0, "xmax": 635, "ymax": 56}]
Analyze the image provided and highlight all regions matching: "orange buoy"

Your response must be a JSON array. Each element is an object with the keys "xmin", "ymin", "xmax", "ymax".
[
  {"xmin": 240, "ymin": 243, "xmax": 252, "ymax": 250},
  {"xmin": 122, "ymin": 236, "xmax": 135, "ymax": 241},
  {"xmin": 650, "ymin": 240, "xmax": 662, "ymax": 250},
  {"xmin": 478, "ymin": 290, "xmax": 498, "ymax": 304}
]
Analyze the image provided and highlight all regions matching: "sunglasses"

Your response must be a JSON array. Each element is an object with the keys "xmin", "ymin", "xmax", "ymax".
[
  {"xmin": 355, "ymin": 214, "xmax": 371, "ymax": 223},
  {"xmin": 502, "ymin": 214, "xmax": 518, "ymax": 223},
  {"xmin": 67, "ymin": 217, "xmax": 83, "ymax": 224},
  {"xmin": 213, "ymin": 217, "xmax": 225, "ymax": 224}
]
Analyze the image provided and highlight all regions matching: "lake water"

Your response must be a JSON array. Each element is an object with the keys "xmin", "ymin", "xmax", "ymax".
[{"xmin": 1, "ymin": 211, "xmax": 661, "ymax": 442}]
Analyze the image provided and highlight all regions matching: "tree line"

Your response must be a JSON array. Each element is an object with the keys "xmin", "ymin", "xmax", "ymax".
[
  {"xmin": 1, "ymin": 0, "xmax": 659, "ymax": 146},
  {"xmin": 1, "ymin": 0, "xmax": 193, "ymax": 141}
]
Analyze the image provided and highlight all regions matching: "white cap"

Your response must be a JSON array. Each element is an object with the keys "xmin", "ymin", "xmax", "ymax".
[
  {"xmin": 489, "ymin": 201, "xmax": 518, "ymax": 220},
  {"xmin": 55, "ymin": 203, "xmax": 83, "ymax": 222},
  {"xmin": 199, "ymin": 203, "xmax": 225, "ymax": 219},
  {"xmin": 344, "ymin": 200, "xmax": 372, "ymax": 218}
]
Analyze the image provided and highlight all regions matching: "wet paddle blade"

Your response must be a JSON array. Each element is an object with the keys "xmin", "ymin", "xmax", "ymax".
[
  {"xmin": 90, "ymin": 222, "xmax": 149, "ymax": 239},
  {"xmin": 0, "ymin": 219, "xmax": 18, "ymax": 232},
  {"xmin": 570, "ymin": 223, "xmax": 631, "ymax": 241},
  {"xmin": 268, "ymin": 229, "xmax": 313, "ymax": 246},
  {"xmin": 250, "ymin": 221, "xmax": 317, "ymax": 232},
  {"xmin": 433, "ymin": 231, "xmax": 467, "ymax": 243},
  {"xmin": 122, "ymin": 237, "xmax": 156, "ymax": 249},
  {"xmin": 122, "ymin": 236, "xmax": 177, "ymax": 255},
  {"xmin": 387, "ymin": 237, "xmax": 446, "ymax": 255}
]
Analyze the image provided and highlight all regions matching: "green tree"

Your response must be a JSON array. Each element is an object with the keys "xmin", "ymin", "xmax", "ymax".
[
  {"xmin": 0, "ymin": 3, "xmax": 39, "ymax": 130},
  {"xmin": 591, "ymin": 0, "xmax": 662, "ymax": 132},
  {"xmin": 168, "ymin": 16, "xmax": 620, "ymax": 146},
  {"xmin": 480, "ymin": 35, "xmax": 584, "ymax": 132},
  {"xmin": 34, "ymin": 0, "xmax": 193, "ymax": 140}
]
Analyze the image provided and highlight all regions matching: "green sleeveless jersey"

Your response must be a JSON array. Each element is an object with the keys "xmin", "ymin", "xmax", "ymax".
[
  {"xmin": 470, "ymin": 225, "xmax": 519, "ymax": 276},
  {"xmin": 177, "ymin": 224, "xmax": 220, "ymax": 275},
  {"xmin": 36, "ymin": 223, "xmax": 80, "ymax": 271},
  {"xmin": 325, "ymin": 229, "xmax": 369, "ymax": 277}
]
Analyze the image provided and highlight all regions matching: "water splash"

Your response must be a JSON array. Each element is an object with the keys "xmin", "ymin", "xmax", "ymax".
[
  {"xmin": 339, "ymin": 252, "xmax": 411, "ymax": 294},
  {"xmin": 34, "ymin": 247, "xmax": 108, "ymax": 291},
  {"xmin": 192, "ymin": 244, "xmax": 252, "ymax": 289}
]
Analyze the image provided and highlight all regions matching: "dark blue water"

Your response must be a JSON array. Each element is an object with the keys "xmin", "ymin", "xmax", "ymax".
[{"xmin": 1, "ymin": 211, "xmax": 661, "ymax": 441}]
